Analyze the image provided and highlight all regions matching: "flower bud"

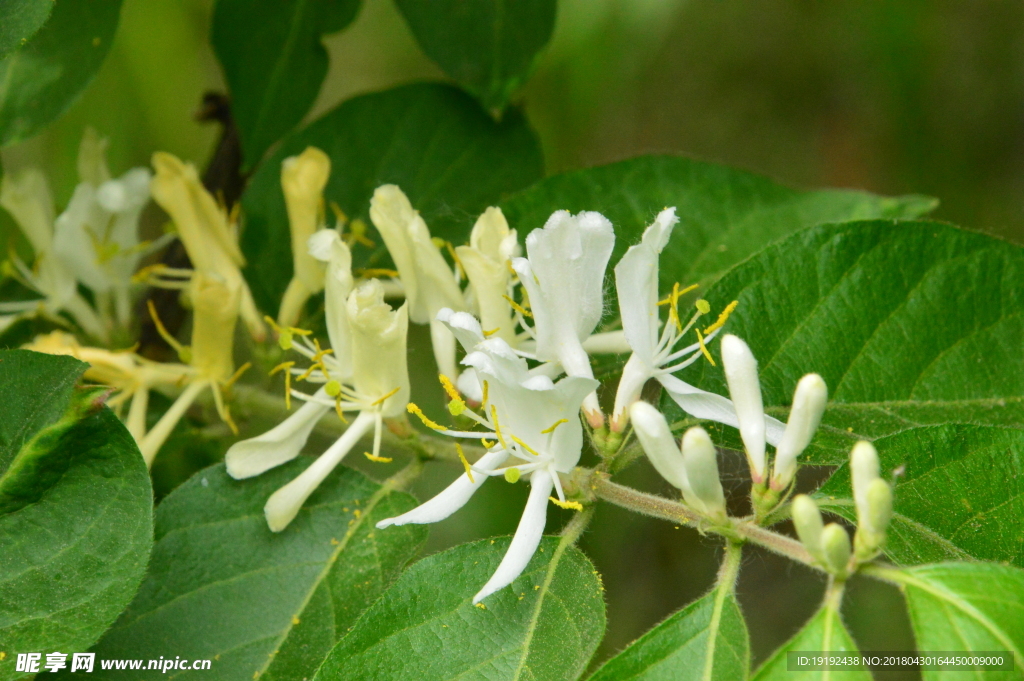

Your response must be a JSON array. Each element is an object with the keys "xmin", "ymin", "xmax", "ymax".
[
  {"xmin": 629, "ymin": 401, "xmax": 690, "ymax": 493},
  {"xmin": 771, "ymin": 373, "xmax": 827, "ymax": 489},
  {"xmin": 821, "ymin": 523, "xmax": 852, "ymax": 576},
  {"xmin": 850, "ymin": 440, "xmax": 880, "ymax": 521},
  {"xmin": 791, "ymin": 494, "xmax": 826, "ymax": 565},
  {"xmin": 278, "ymin": 147, "xmax": 331, "ymax": 326},
  {"xmin": 347, "ymin": 280, "xmax": 410, "ymax": 417},
  {"xmin": 855, "ymin": 478, "xmax": 893, "ymax": 560},
  {"xmin": 681, "ymin": 427, "xmax": 726, "ymax": 519},
  {"xmin": 189, "ymin": 271, "xmax": 240, "ymax": 383},
  {"xmin": 456, "ymin": 207, "xmax": 518, "ymax": 344},
  {"xmin": 721, "ymin": 335, "xmax": 766, "ymax": 481}
]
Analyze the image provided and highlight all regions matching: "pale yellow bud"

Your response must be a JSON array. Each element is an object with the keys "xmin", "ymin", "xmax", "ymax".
[
  {"xmin": 347, "ymin": 280, "xmax": 410, "ymax": 417},
  {"xmin": 278, "ymin": 147, "xmax": 331, "ymax": 326},
  {"xmin": 791, "ymin": 494, "xmax": 826, "ymax": 565},
  {"xmin": 821, "ymin": 523, "xmax": 852, "ymax": 576},
  {"xmin": 189, "ymin": 271, "xmax": 240, "ymax": 384}
]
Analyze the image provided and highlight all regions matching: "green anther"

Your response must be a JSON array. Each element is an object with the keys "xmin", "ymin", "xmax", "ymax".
[
  {"xmin": 447, "ymin": 399, "xmax": 466, "ymax": 416},
  {"xmin": 695, "ymin": 299, "xmax": 711, "ymax": 314},
  {"xmin": 278, "ymin": 330, "xmax": 294, "ymax": 351},
  {"xmin": 325, "ymin": 380, "xmax": 341, "ymax": 397},
  {"xmin": 504, "ymin": 467, "xmax": 521, "ymax": 483}
]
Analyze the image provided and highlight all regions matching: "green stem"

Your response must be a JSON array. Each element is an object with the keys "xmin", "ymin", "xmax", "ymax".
[{"xmin": 703, "ymin": 542, "xmax": 744, "ymax": 680}]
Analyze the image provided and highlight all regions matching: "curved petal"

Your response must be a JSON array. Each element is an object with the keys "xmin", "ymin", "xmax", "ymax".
[
  {"xmin": 473, "ymin": 468, "xmax": 553, "ymax": 604},
  {"xmin": 658, "ymin": 374, "xmax": 785, "ymax": 446},
  {"xmin": 225, "ymin": 391, "xmax": 331, "ymax": 479}
]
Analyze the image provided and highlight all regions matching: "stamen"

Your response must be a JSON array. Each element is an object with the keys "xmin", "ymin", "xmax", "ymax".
[
  {"xmin": 445, "ymin": 241, "xmax": 466, "ymax": 280},
  {"xmin": 504, "ymin": 467, "xmax": 521, "ymax": 483},
  {"xmin": 438, "ymin": 374, "xmax": 466, "ymax": 415},
  {"xmin": 695, "ymin": 328, "xmax": 715, "ymax": 366},
  {"xmin": 456, "ymin": 443, "xmax": 474, "ymax": 483},
  {"xmin": 329, "ymin": 201, "xmax": 349, "ymax": 229},
  {"xmin": 263, "ymin": 315, "xmax": 312, "ymax": 351},
  {"xmin": 481, "ymin": 438, "xmax": 496, "ymax": 448},
  {"xmin": 296, "ymin": 340, "xmax": 333, "ymax": 381},
  {"xmin": 481, "ymin": 381, "xmax": 489, "ymax": 410},
  {"xmin": 372, "ymin": 386, "xmax": 402, "ymax": 406},
  {"xmin": 408, "ymin": 403, "xmax": 446, "ymax": 431},
  {"xmin": 490, "ymin": 405, "xmax": 508, "ymax": 448},
  {"xmin": 324, "ymin": 380, "xmax": 342, "ymax": 397},
  {"xmin": 343, "ymin": 217, "xmax": 376, "ymax": 248},
  {"xmin": 356, "ymin": 268, "xmax": 400, "ymax": 278},
  {"xmin": 222, "ymin": 362, "xmax": 252, "ymax": 389},
  {"xmin": 695, "ymin": 299, "xmax": 711, "ymax": 314},
  {"xmin": 540, "ymin": 418, "xmax": 568, "ymax": 434},
  {"xmin": 269, "ymin": 361, "xmax": 296, "ymax": 409},
  {"xmin": 364, "ymin": 452, "xmax": 393, "ymax": 463},
  {"xmin": 549, "ymin": 497, "xmax": 584, "ymax": 511},
  {"xmin": 510, "ymin": 435, "xmax": 541, "ymax": 458},
  {"xmin": 482, "ymin": 327, "xmax": 500, "ymax": 337},
  {"xmin": 334, "ymin": 394, "xmax": 348, "ymax": 423},
  {"xmin": 147, "ymin": 300, "xmax": 191, "ymax": 363},
  {"xmin": 704, "ymin": 300, "xmax": 739, "ymax": 335},
  {"xmin": 502, "ymin": 294, "xmax": 533, "ymax": 318}
]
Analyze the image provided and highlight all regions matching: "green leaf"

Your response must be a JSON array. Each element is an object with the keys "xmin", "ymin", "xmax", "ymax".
[
  {"xmin": 500, "ymin": 155, "xmax": 935, "ymax": 294},
  {"xmin": 0, "ymin": 0, "xmax": 53, "ymax": 59},
  {"xmin": 0, "ymin": 350, "xmax": 152, "ymax": 680},
  {"xmin": 211, "ymin": 0, "xmax": 361, "ymax": 169},
  {"xmin": 752, "ymin": 591, "xmax": 870, "ymax": 681},
  {"xmin": 589, "ymin": 549, "xmax": 748, "ymax": 681},
  {"xmin": 0, "ymin": 0, "xmax": 122, "ymax": 147},
  {"xmin": 671, "ymin": 220, "xmax": 1024, "ymax": 463},
  {"xmin": 875, "ymin": 562, "xmax": 1024, "ymax": 678},
  {"xmin": 240, "ymin": 82, "xmax": 543, "ymax": 314},
  {"xmin": 77, "ymin": 461, "xmax": 426, "ymax": 681},
  {"xmin": 395, "ymin": 0, "xmax": 556, "ymax": 112},
  {"xmin": 314, "ymin": 536, "xmax": 606, "ymax": 681},
  {"xmin": 817, "ymin": 425, "xmax": 1024, "ymax": 568}
]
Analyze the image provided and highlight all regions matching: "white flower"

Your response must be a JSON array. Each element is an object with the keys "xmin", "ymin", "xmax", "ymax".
[
  {"xmin": 369, "ymin": 184, "xmax": 466, "ymax": 381},
  {"xmin": 377, "ymin": 308, "xmax": 597, "ymax": 603},
  {"xmin": 150, "ymin": 152, "xmax": 266, "ymax": 341},
  {"xmin": 720, "ymin": 334, "xmax": 826, "ymax": 487},
  {"xmin": 456, "ymin": 207, "xmax": 518, "ymax": 344},
  {"xmin": 227, "ymin": 279, "xmax": 410, "ymax": 532},
  {"xmin": 511, "ymin": 210, "xmax": 614, "ymax": 426},
  {"xmin": 277, "ymin": 147, "xmax": 331, "ymax": 327},
  {"xmin": 308, "ymin": 229, "xmax": 354, "ymax": 380}
]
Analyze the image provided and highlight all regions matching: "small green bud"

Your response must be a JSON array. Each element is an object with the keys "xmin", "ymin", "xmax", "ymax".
[
  {"xmin": 791, "ymin": 495, "xmax": 825, "ymax": 564},
  {"xmin": 822, "ymin": 523, "xmax": 852, "ymax": 577},
  {"xmin": 864, "ymin": 478, "xmax": 893, "ymax": 535}
]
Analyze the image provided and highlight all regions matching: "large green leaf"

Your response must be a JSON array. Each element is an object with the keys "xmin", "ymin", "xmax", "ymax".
[
  {"xmin": 240, "ymin": 82, "xmax": 544, "ymax": 314},
  {"xmin": 76, "ymin": 461, "xmax": 425, "ymax": 681},
  {"xmin": 395, "ymin": 0, "xmax": 556, "ymax": 112},
  {"xmin": 589, "ymin": 566, "xmax": 748, "ymax": 680},
  {"xmin": 751, "ymin": 592, "xmax": 870, "ymax": 681},
  {"xmin": 818, "ymin": 425, "xmax": 1024, "ymax": 568},
  {"xmin": 314, "ymin": 536, "xmax": 606, "ymax": 681},
  {"xmin": 0, "ymin": 0, "xmax": 53, "ymax": 59},
  {"xmin": 211, "ymin": 0, "xmax": 361, "ymax": 169},
  {"xmin": 877, "ymin": 562, "xmax": 1024, "ymax": 679},
  {"xmin": 499, "ymin": 155, "xmax": 935, "ymax": 293},
  {"xmin": 0, "ymin": 350, "xmax": 152, "ymax": 681},
  {"xmin": 670, "ymin": 220, "xmax": 1024, "ymax": 463},
  {"xmin": 0, "ymin": 0, "xmax": 122, "ymax": 146}
]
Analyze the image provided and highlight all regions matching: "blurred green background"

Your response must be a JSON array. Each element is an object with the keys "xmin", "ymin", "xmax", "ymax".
[{"xmin": 5, "ymin": 0, "xmax": 1021, "ymax": 675}]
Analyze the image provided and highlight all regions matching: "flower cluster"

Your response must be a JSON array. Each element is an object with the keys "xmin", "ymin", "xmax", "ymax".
[{"xmin": 9, "ymin": 137, "xmax": 860, "ymax": 603}]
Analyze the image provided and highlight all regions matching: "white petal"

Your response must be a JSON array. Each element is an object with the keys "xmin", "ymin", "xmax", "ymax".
[
  {"xmin": 611, "ymin": 353, "xmax": 654, "ymax": 431},
  {"xmin": 456, "ymin": 367, "xmax": 484, "ymax": 402},
  {"xmin": 720, "ymin": 335, "xmax": 767, "ymax": 480},
  {"xmin": 772, "ymin": 373, "xmax": 828, "ymax": 488},
  {"xmin": 225, "ymin": 392, "xmax": 331, "ymax": 479},
  {"xmin": 473, "ymin": 469, "xmax": 553, "ymax": 603},
  {"xmin": 629, "ymin": 401, "xmax": 690, "ymax": 493},
  {"xmin": 376, "ymin": 449, "xmax": 509, "ymax": 528},
  {"xmin": 264, "ymin": 411, "xmax": 375, "ymax": 532},
  {"xmin": 657, "ymin": 373, "xmax": 786, "ymax": 446},
  {"xmin": 437, "ymin": 307, "xmax": 485, "ymax": 352}
]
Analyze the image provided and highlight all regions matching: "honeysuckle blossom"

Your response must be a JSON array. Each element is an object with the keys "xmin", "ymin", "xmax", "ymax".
[
  {"xmin": 456, "ymin": 207, "xmax": 518, "ymax": 345},
  {"xmin": 138, "ymin": 271, "xmax": 249, "ymax": 466},
  {"xmin": 377, "ymin": 308, "xmax": 598, "ymax": 603},
  {"xmin": 629, "ymin": 401, "xmax": 726, "ymax": 520},
  {"xmin": 149, "ymin": 152, "xmax": 266, "ymax": 341},
  {"xmin": 719, "ymin": 334, "xmax": 826, "ymax": 487},
  {"xmin": 369, "ymin": 185, "xmax": 466, "ymax": 381},
  {"xmin": 277, "ymin": 147, "xmax": 331, "ymax": 327},
  {"xmin": 510, "ymin": 210, "xmax": 614, "ymax": 426},
  {"xmin": 226, "ymin": 278, "xmax": 410, "ymax": 532},
  {"xmin": 0, "ymin": 169, "xmax": 107, "ymax": 340}
]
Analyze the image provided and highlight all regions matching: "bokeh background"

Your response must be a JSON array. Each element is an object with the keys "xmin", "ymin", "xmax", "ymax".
[{"xmin": 5, "ymin": 1, "xmax": 1022, "ymax": 676}]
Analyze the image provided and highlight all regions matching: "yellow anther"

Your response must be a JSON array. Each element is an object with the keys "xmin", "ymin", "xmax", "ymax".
[
  {"xmin": 695, "ymin": 328, "xmax": 715, "ymax": 366},
  {"xmin": 540, "ymin": 418, "xmax": 568, "ymax": 434},
  {"xmin": 343, "ymin": 218, "xmax": 375, "ymax": 248},
  {"xmin": 223, "ymin": 362, "xmax": 252, "ymax": 390},
  {"xmin": 408, "ymin": 403, "xmax": 446, "ymax": 431},
  {"xmin": 695, "ymin": 299, "xmax": 711, "ymax": 314},
  {"xmin": 456, "ymin": 443, "xmax": 474, "ymax": 483},
  {"xmin": 329, "ymin": 201, "xmax": 348, "ymax": 228},
  {"xmin": 296, "ymin": 340, "xmax": 333, "ymax": 381},
  {"xmin": 439, "ymin": 374, "xmax": 460, "ymax": 401},
  {"xmin": 324, "ymin": 380, "xmax": 342, "ymax": 397},
  {"xmin": 504, "ymin": 467, "xmax": 521, "ymax": 483},
  {"xmin": 334, "ymin": 394, "xmax": 348, "ymax": 423},
  {"xmin": 482, "ymin": 327, "xmax": 500, "ymax": 337},
  {"xmin": 511, "ymin": 435, "xmax": 541, "ymax": 458},
  {"xmin": 364, "ymin": 452, "xmax": 393, "ymax": 463},
  {"xmin": 371, "ymin": 386, "xmax": 402, "ymax": 407},
  {"xmin": 704, "ymin": 300, "xmax": 738, "ymax": 335},
  {"xmin": 445, "ymin": 241, "xmax": 466, "ymax": 279},
  {"xmin": 506, "ymin": 259, "xmax": 517, "ymax": 276},
  {"xmin": 356, "ymin": 268, "xmax": 400, "ymax": 278},
  {"xmin": 263, "ymin": 315, "xmax": 311, "ymax": 351},
  {"xmin": 481, "ymin": 438, "xmax": 496, "ymax": 449},
  {"xmin": 502, "ymin": 294, "xmax": 533, "ymax": 319},
  {"xmin": 147, "ymin": 300, "xmax": 191, "ymax": 363},
  {"xmin": 481, "ymin": 380, "xmax": 489, "ymax": 409},
  {"xmin": 490, "ymin": 405, "xmax": 508, "ymax": 448},
  {"xmin": 549, "ymin": 497, "xmax": 584, "ymax": 511},
  {"xmin": 431, "ymin": 236, "xmax": 446, "ymax": 249},
  {"xmin": 269, "ymin": 361, "xmax": 296, "ymax": 409}
]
